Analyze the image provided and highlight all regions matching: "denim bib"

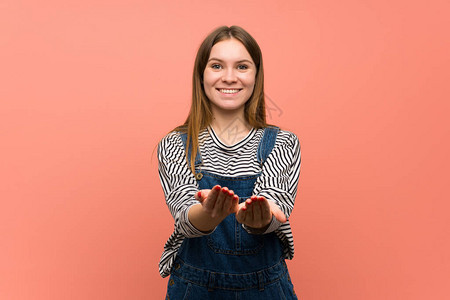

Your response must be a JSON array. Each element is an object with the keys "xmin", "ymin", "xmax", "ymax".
[{"xmin": 171, "ymin": 126, "xmax": 293, "ymax": 295}]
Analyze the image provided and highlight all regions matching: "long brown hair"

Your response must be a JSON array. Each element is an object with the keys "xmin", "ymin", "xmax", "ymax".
[{"xmin": 171, "ymin": 25, "xmax": 270, "ymax": 174}]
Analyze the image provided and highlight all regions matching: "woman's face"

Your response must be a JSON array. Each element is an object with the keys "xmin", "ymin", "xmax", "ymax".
[{"xmin": 203, "ymin": 38, "xmax": 256, "ymax": 116}]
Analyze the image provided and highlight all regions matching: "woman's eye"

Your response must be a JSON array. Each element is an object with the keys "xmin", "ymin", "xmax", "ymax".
[
  {"xmin": 238, "ymin": 65, "xmax": 248, "ymax": 70},
  {"xmin": 211, "ymin": 64, "xmax": 221, "ymax": 69}
]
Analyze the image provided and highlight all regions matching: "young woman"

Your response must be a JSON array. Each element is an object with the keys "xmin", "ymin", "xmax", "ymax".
[{"xmin": 157, "ymin": 25, "xmax": 301, "ymax": 299}]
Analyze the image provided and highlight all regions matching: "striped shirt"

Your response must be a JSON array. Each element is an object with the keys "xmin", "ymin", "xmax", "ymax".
[{"xmin": 157, "ymin": 125, "xmax": 301, "ymax": 278}]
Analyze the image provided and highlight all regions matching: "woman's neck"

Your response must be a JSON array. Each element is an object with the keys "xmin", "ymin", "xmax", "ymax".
[{"xmin": 210, "ymin": 110, "xmax": 252, "ymax": 146}]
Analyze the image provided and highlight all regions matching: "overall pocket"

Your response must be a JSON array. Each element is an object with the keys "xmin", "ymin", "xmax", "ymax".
[
  {"xmin": 207, "ymin": 213, "xmax": 264, "ymax": 255},
  {"xmin": 165, "ymin": 274, "xmax": 192, "ymax": 300}
]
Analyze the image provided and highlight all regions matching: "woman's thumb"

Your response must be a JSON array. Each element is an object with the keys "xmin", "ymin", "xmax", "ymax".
[
  {"xmin": 269, "ymin": 201, "xmax": 287, "ymax": 223},
  {"xmin": 195, "ymin": 189, "xmax": 211, "ymax": 203}
]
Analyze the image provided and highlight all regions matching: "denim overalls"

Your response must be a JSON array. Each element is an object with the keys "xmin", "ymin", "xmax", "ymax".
[{"xmin": 165, "ymin": 126, "xmax": 298, "ymax": 300}]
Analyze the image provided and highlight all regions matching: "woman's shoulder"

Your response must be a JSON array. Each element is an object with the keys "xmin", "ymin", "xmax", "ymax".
[
  {"xmin": 158, "ymin": 130, "xmax": 184, "ymax": 151},
  {"xmin": 267, "ymin": 126, "xmax": 300, "ymax": 149}
]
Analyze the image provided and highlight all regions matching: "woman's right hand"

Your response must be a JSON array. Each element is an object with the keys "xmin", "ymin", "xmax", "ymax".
[
  {"xmin": 195, "ymin": 185, "xmax": 239, "ymax": 219},
  {"xmin": 188, "ymin": 185, "xmax": 239, "ymax": 232}
]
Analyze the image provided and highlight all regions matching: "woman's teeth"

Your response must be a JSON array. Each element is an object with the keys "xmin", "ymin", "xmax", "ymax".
[{"xmin": 219, "ymin": 89, "xmax": 240, "ymax": 94}]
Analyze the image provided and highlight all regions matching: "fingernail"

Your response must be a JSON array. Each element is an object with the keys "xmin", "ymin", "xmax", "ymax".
[
  {"xmin": 197, "ymin": 191, "xmax": 202, "ymax": 198},
  {"xmin": 214, "ymin": 186, "xmax": 221, "ymax": 191}
]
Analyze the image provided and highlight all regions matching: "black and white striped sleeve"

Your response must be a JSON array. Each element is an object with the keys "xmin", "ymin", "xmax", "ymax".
[
  {"xmin": 157, "ymin": 132, "xmax": 210, "ymax": 238},
  {"xmin": 252, "ymin": 131, "xmax": 301, "ymax": 234}
]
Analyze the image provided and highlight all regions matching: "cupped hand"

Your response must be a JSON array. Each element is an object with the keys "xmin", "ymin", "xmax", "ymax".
[
  {"xmin": 235, "ymin": 195, "xmax": 287, "ymax": 229},
  {"xmin": 194, "ymin": 185, "xmax": 239, "ymax": 220}
]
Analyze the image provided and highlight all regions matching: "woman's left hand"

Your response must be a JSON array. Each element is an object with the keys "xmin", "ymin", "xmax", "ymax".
[{"xmin": 235, "ymin": 196, "xmax": 287, "ymax": 229}]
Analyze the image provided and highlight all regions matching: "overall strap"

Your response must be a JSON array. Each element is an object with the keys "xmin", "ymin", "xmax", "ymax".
[
  {"xmin": 179, "ymin": 132, "xmax": 203, "ymax": 166},
  {"xmin": 257, "ymin": 126, "xmax": 280, "ymax": 166}
]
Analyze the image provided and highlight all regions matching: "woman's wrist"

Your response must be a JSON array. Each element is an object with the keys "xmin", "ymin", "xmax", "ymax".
[
  {"xmin": 243, "ymin": 223, "xmax": 270, "ymax": 234},
  {"xmin": 241, "ymin": 215, "xmax": 273, "ymax": 234},
  {"xmin": 188, "ymin": 203, "xmax": 220, "ymax": 233}
]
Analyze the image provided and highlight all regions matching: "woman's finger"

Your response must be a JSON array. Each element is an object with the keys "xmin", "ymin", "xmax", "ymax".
[
  {"xmin": 230, "ymin": 195, "xmax": 239, "ymax": 213},
  {"xmin": 222, "ymin": 189, "xmax": 234, "ymax": 213},
  {"xmin": 212, "ymin": 187, "xmax": 228, "ymax": 217},
  {"xmin": 245, "ymin": 198, "xmax": 254, "ymax": 224},
  {"xmin": 252, "ymin": 198, "xmax": 264, "ymax": 227},
  {"xmin": 236, "ymin": 203, "xmax": 247, "ymax": 223},
  {"xmin": 204, "ymin": 185, "xmax": 221, "ymax": 211},
  {"xmin": 258, "ymin": 196, "xmax": 272, "ymax": 224}
]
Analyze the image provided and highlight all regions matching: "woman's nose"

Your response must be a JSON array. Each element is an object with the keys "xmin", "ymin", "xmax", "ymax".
[{"xmin": 221, "ymin": 68, "xmax": 237, "ymax": 83}]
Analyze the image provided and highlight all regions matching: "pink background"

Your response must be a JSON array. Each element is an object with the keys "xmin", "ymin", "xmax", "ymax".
[{"xmin": 1, "ymin": 0, "xmax": 449, "ymax": 299}]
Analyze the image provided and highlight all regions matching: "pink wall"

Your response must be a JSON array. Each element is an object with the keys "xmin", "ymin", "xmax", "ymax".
[{"xmin": 1, "ymin": 0, "xmax": 449, "ymax": 299}]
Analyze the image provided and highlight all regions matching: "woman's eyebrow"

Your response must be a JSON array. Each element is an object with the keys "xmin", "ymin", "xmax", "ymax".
[{"xmin": 207, "ymin": 57, "xmax": 254, "ymax": 65}]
